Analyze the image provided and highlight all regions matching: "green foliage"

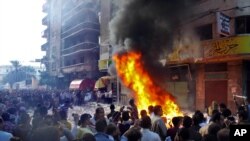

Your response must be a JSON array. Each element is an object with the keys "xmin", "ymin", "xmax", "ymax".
[
  {"xmin": 39, "ymin": 71, "xmax": 56, "ymax": 87},
  {"xmin": 2, "ymin": 61, "xmax": 36, "ymax": 88}
]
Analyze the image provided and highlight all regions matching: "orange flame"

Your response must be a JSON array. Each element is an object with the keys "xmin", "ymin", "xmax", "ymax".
[{"xmin": 113, "ymin": 51, "xmax": 183, "ymax": 119}]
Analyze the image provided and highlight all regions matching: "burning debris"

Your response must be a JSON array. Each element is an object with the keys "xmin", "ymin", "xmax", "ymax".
[
  {"xmin": 113, "ymin": 51, "xmax": 182, "ymax": 118},
  {"xmin": 110, "ymin": 0, "xmax": 196, "ymax": 118}
]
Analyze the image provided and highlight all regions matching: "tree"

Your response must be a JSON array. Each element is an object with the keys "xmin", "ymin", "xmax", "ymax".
[
  {"xmin": 2, "ymin": 60, "xmax": 36, "ymax": 89},
  {"xmin": 39, "ymin": 71, "xmax": 57, "ymax": 88}
]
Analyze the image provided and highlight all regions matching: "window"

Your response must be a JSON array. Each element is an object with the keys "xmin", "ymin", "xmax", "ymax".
[
  {"xmin": 72, "ymin": 59, "xmax": 76, "ymax": 65},
  {"xmin": 168, "ymin": 65, "xmax": 189, "ymax": 81},
  {"xmin": 235, "ymin": 16, "xmax": 250, "ymax": 34},
  {"xmin": 195, "ymin": 24, "xmax": 213, "ymax": 40},
  {"xmin": 80, "ymin": 56, "xmax": 85, "ymax": 63},
  {"xmin": 52, "ymin": 62, "xmax": 56, "ymax": 71}
]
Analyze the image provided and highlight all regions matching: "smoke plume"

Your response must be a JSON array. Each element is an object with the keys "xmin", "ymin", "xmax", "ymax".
[{"xmin": 110, "ymin": 0, "xmax": 196, "ymax": 86}]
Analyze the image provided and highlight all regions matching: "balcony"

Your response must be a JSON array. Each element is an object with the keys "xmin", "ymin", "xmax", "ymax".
[
  {"xmin": 42, "ymin": 15, "xmax": 49, "ymax": 25},
  {"xmin": 62, "ymin": 42, "xmax": 98, "ymax": 56},
  {"xmin": 41, "ymin": 42, "xmax": 49, "ymax": 51},
  {"xmin": 42, "ymin": 2, "xmax": 49, "ymax": 13},
  {"xmin": 62, "ymin": 22, "xmax": 99, "ymax": 39},
  {"xmin": 62, "ymin": 0, "xmax": 95, "ymax": 18},
  {"xmin": 42, "ymin": 28, "xmax": 49, "ymax": 38},
  {"xmin": 41, "ymin": 56, "xmax": 48, "ymax": 63},
  {"xmin": 61, "ymin": 63, "xmax": 93, "ymax": 73}
]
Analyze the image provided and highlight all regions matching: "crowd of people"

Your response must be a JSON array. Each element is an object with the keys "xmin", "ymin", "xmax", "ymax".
[{"xmin": 0, "ymin": 90, "xmax": 250, "ymax": 141}]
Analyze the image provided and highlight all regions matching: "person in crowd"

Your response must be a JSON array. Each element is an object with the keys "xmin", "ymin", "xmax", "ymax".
[
  {"xmin": 208, "ymin": 101, "xmax": 218, "ymax": 116},
  {"xmin": 217, "ymin": 128, "xmax": 229, "ymax": 141},
  {"xmin": 218, "ymin": 103, "xmax": 227, "ymax": 113},
  {"xmin": 94, "ymin": 119, "xmax": 112, "ymax": 141},
  {"xmin": 221, "ymin": 108, "xmax": 231, "ymax": 119},
  {"xmin": 57, "ymin": 121, "xmax": 74, "ymax": 141},
  {"xmin": 202, "ymin": 123, "xmax": 221, "ymax": 141},
  {"xmin": 191, "ymin": 110, "xmax": 206, "ymax": 132},
  {"xmin": 237, "ymin": 110, "xmax": 249, "ymax": 124},
  {"xmin": 81, "ymin": 133, "xmax": 96, "ymax": 141},
  {"xmin": 118, "ymin": 111, "xmax": 131, "ymax": 136},
  {"xmin": 148, "ymin": 105, "xmax": 155, "ymax": 119},
  {"xmin": 90, "ymin": 107, "xmax": 108, "ymax": 126},
  {"xmin": 59, "ymin": 100, "xmax": 73, "ymax": 116},
  {"xmin": 140, "ymin": 110, "xmax": 148, "ymax": 119},
  {"xmin": 151, "ymin": 105, "xmax": 167, "ymax": 141},
  {"xmin": 1, "ymin": 112, "xmax": 15, "ymax": 134},
  {"xmin": 182, "ymin": 116, "xmax": 202, "ymax": 141},
  {"xmin": 106, "ymin": 123, "xmax": 120, "ymax": 141},
  {"xmin": 32, "ymin": 105, "xmax": 48, "ymax": 130},
  {"xmin": 58, "ymin": 110, "xmax": 72, "ymax": 130},
  {"xmin": 199, "ymin": 112, "xmax": 224, "ymax": 137},
  {"xmin": 13, "ymin": 112, "xmax": 32, "ymax": 141},
  {"xmin": 174, "ymin": 128, "xmax": 191, "ymax": 141},
  {"xmin": 0, "ymin": 117, "xmax": 13, "ymax": 141},
  {"xmin": 167, "ymin": 116, "xmax": 182, "ymax": 141},
  {"xmin": 127, "ymin": 99, "xmax": 139, "ymax": 122},
  {"xmin": 75, "ymin": 113, "xmax": 93, "ymax": 140},
  {"xmin": 31, "ymin": 126, "xmax": 60, "ymax": 141},
  {"xmin": 110, "ymin": 111, "xmax": 121, "ymax": 125},
  {"xmin": 107, "ymin": 104, "xmax": 116, "ymax": 120},
  {"xmin": 121, "ymin": 127, "xmax": 142, "ymax": 141},
  {"xmin": 140, "ymin": 116, "xmax": 161, "ymax": 141}
]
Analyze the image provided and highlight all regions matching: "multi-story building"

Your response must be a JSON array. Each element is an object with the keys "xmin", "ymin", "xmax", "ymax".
[
  {"xmin": 99, "ymin": 0, "xmax": 128, "ymax": 104},
  {"xmin": 167, "ymin": 0, "xmax": 250, "ymax": 111},
  {"xmin": 0, "ymin": 65, "xmax": 13, "ymax": 83},
  {"xmin": 98, "ymin": 0, "xmax": 123, "ymax": 72},
  {"xmin": 41, "ymin": 0, "xmax": 100, "ymax": 88}
]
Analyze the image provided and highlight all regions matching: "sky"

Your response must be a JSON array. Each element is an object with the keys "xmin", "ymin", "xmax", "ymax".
[{"xmin": 0, "ymin": 0, "xmax": 46, "ymax": 66}]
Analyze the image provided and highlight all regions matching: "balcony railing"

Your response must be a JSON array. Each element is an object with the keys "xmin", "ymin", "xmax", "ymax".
[
  {"xmin": 61, "ymin": 63, "xmax": 93, "ymax": 73},
  {"xmin": 62, "ymin": 42, "xmax": 98, "ymax": 56},
  {"xmin": 62, "ymin": 0, "xmax": 95, "ymax": 19},
  {"xmin": 42, "ymin": 2, "xmax": 49, "ymax": 13},
  {"xmin": 41, "ymin": 42, "xmax": 49, "ymax": 51},
  {"xmin": 42, "ymin": 28, "xmax": 49, "ymax": 38},
  {"xmin": 61, "ymin": 22, "xmax": 99, "ymax": 38},
  {"xmin": 42, "ymin": 15, "xmax": 49, "ymax": 25}
]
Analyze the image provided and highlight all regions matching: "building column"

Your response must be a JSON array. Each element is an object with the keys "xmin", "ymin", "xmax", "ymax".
[
  {"xmin": 227, "ymin": 61, "xmax": 243, "ymax": 113},
  {"xmin": 196, "ymin": 64, "xmax": 205, "ymax": 111}
]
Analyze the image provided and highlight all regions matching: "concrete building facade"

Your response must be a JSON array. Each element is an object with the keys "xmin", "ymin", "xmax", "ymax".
[
  {"xmin": 167, "ymin": 0, "xmax": 250, "ymax": 112},
  {"xmin": 41, "ymin": 0, "xmax": 100, "ymax": 88}
]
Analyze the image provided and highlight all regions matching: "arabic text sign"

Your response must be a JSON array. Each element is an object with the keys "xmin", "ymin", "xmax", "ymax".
[{"xmin": 203, "ymin": 35, "xmax": 250, "ymax": 57}]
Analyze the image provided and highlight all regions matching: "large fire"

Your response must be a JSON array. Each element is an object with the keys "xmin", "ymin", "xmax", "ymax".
[{"xmin": 113, "ymin": 51, "xmax": 183, "ymax": 119}]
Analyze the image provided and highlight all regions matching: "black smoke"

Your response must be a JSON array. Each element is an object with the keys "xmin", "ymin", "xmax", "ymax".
[{"xmin": 110, "ymin": 0, "xmax": 195, "ymax": 86}]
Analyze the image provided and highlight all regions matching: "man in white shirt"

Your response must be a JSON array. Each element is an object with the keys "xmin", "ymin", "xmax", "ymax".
[
  {"xmin": 141, "ymin": 116, "xmax": 161, "ymax": 141},
  {"xmin": 151, "ymin": 105, "xmax": 167, "ymax": 141}
]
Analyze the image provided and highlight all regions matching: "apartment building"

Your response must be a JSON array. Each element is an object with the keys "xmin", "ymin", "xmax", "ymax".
[
  {"xmin": 41, "ymin": 0, "xmax": 100, "ymax": 87},
  {"xmin": 167, "ymin": 0, "xmax": 250, "ymax": 111}
]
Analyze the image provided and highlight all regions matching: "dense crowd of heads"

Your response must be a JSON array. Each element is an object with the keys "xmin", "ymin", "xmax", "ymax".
[{"xmin": 0, "ymin": 90, "xmax": 249, "ymax": 141}]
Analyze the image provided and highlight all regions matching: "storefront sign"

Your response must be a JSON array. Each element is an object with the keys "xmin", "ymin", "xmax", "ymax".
[
  {"xmin": 98, "ymin": 59, "xmax": 112, "ymax": 70},
  {"xmin": 216, "ymin": 12, "xmax": 230, "ymax": 36},
  {"xmin": 98, "ymin": 59, "xmax": 108, "ymax": 70},
  {"xmin": 203, "ymin": 35, "xmax": 250, "ymax": 57}
]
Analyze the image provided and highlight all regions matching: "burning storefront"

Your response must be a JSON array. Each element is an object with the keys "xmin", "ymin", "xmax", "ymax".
[
  {"xmin": 109, "ymin": 0, "xmax": 196, "ymax": 118},
  {"xmin": 108, "ymin": 0, "xmax": 250, "ymax": 115}
]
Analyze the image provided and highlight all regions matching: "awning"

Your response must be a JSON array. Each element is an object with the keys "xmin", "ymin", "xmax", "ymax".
[
  {"xmin": 94, "ymin": 76, "xmax": 115, "ymax": 89},
  {"xmin": 69, "ymin": 79, "xmax": 95, "ymax": 90}
]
